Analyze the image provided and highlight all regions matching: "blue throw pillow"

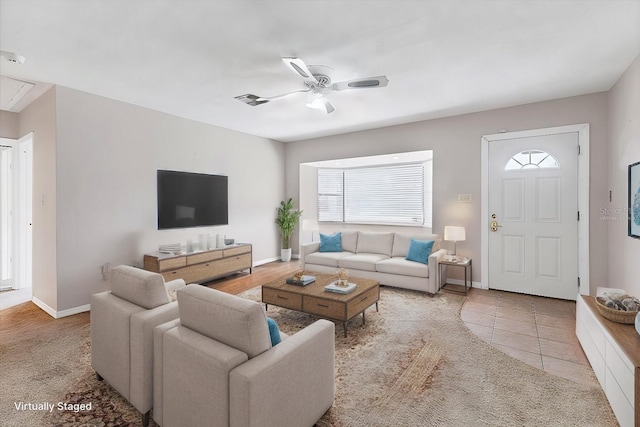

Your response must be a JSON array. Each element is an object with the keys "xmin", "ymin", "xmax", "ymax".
[
  {"xmin": 405, "ymin": 239, "xmax": 435, "ymax": 265},
  {"xmin": 266, "ymin": 317, "xmax": 281, "ymax": 346},
  {"xmin": 319, "ymin": 232, "xmax": 342, "ymax": 252}
]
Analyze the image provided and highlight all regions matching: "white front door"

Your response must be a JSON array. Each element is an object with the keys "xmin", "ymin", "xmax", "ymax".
[{"xmin": 488, "ymin": 132, "xmax": 579, "ymax": 300}]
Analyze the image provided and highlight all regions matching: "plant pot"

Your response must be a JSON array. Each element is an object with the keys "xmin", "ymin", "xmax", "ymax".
[{"xmin": 281, "ymin": 248, "xmax": 292, "ymax": 262}]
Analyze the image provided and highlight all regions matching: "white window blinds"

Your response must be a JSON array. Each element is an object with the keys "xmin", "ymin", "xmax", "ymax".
[
  {"xmin": 317, "ymin": 168, "xmax": 344, "ymax": 222},
  {"xmin": 318, "ymin": 163, "xmax": 425, "ymax": 226}
]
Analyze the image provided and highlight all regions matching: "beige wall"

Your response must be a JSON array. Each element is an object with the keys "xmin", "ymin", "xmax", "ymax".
[
  {"xmin": 18, "ymin": 86, "xmax": 58, "ymax": 310},
  {"xmin": 607, "ymin": 55, "xmax": 640, "ymax": 297},
  {"xmin": 15, "ymin": 86, "xmax": 285, "ymax": 315},
  {"xmin": 50, "ymin": 86, "xmax": 285, "ymax": 312},
  {"xmin": 286, "ymin": 93, "xmax": 609, "ymax": 291},
  {"xmin": 0, "ymin": 110, "xmax": 19, "ymax": 138}
]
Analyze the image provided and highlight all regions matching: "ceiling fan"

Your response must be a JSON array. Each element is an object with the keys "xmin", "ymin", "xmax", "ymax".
[{"xmin": 235, "ymin": 57, "xmax": 389, "ymax": 114}]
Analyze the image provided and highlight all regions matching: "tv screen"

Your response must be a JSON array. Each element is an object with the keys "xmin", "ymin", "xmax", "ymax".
[{"xmin": 157, "ymin": 170, "xmax": 228, "ymax": 229}]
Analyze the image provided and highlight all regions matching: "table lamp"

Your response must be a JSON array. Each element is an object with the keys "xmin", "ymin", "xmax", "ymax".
[{"xmin": 444, "ymin": 226, "xmax": 466, "ymax": 261}]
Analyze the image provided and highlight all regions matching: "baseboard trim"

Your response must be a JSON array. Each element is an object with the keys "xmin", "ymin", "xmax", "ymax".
[
  {"xmin": 56, "ymin": 304, "xmax": 91, "ymax": 318},
  {"xmin": 32, "ymin": 296, "xmax": 90, "ymax": 319},
  {"xmin": 254, "ymin": 257, "xmax": 280, "ymax": 267}
]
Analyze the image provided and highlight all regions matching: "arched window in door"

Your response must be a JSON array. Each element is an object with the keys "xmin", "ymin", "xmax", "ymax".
[{"xmin": 505, "ymin": 149, "xmax": 559, "ymax": 170}]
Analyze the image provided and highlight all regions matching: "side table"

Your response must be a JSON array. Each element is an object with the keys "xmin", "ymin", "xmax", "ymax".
[{"xmin": 439, "ymin": 258, "xmax": 472, "ymax": 295}]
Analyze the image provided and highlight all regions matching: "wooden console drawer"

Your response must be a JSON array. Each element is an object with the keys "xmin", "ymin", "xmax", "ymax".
[
  {"xmin": 144, "ymin": 255, "xmax": 186, "ymax": 272},
  {"xmin": 303, "ymin": 296, "xmax": 344, "ymax": 319},
  {"xmin": 223, "ymin": 245, "xmax": 251, "ymax": 257},
  {"xmin": 219, "ymin": 253, "xmax": 251, "ymax": 273},
  {"xmin": 162, "ymin": 262, "xmax": 215, "ymax": 284},
  {"xmin": 262, "ymin": 288, "xmax": 302, "ymax": 311},
  {"xmin": 187, "ymin": 250, "xmax": 222, "ymax": 265}
]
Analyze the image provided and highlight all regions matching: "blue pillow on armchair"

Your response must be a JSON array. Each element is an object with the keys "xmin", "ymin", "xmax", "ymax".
[
  {"xmin": 319, "ymin": 232, "xmax": 343, "ymax": 252},
  {"xmin": 405, "ymin": 239, "xmax": 435, "ymax": 265},
  {"xmin": 266, "ymin": 317, "xmax": 282, "ymax": 346}
]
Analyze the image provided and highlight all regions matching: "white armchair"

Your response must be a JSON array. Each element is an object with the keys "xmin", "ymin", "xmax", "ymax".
[
  {"xmin": 153, "ymin": 284, "xmax": 335, "ymax": 427},
  {"xmin": 90, "ymin": 265, "xmax": 185, "ymax": 426}
]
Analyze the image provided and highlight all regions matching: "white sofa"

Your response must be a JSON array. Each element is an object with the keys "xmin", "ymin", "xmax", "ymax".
[{"xmin": 301, "ymin": 231, "xmax": 446, "ymax": 294}]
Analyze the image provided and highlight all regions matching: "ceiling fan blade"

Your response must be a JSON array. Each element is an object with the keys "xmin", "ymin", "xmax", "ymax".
[
  {"xmin": 328, "ymin": 76, "xmax": 389, "ymax": 91},
  {"xmin": 235, "ymin": 88, "xmax": 311, "ymax": 106},
  {"xmin": 306, "ymin": 96, "xmax": 335, "ymax": 114},
  {"xmin": 235, "ymin": 94, "xmax": 270, "ymax": 106},
  {"xmin": 282, "ymin": 57, "xmax": 319, "ymax": 84}
]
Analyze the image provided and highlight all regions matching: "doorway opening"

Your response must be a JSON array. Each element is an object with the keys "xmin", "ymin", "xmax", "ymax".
[{"xmin": 0, "ymin": 133, "xmax": 33, "ymax": 307}]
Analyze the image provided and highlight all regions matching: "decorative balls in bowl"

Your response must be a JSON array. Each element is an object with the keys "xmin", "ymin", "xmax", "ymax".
[{"xmin": 595, "ymin": 292, "xmax": 640, "ymax": 324}]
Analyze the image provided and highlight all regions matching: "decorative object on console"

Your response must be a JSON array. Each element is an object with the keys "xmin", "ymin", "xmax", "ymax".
[
  {"xmin": 159, "ymin": 243, "xmax": 181, "ymax": 254},
  {"xmin": 225, "ymin": 237, "xmax": 235, "ymax": 245},
  {"xmin": 275, "ymin": 198, "xmax": 303, "ymax": 262},
  {"xmin": 444, "ymin": 226, "xmax": 466, "ymax": 261},
  {"xmin": 628, "ymin": 160, "xmax": 640, "ymax": 239}
]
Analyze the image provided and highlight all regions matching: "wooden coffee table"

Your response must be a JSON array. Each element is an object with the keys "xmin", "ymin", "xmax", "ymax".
[{"xmin": 262, "ymin": 273, "xmax": 380, "ymax": 337}]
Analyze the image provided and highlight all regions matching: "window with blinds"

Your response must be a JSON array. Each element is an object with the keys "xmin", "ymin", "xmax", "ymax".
[{"xmin": 318, "ymin": 163, "xmax": 428, "ymax": 226}]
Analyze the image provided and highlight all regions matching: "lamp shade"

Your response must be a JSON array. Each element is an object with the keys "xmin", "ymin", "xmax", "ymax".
[{"xmin": 444, "ymin": 226, "xmax": 466, "ymax": 242}]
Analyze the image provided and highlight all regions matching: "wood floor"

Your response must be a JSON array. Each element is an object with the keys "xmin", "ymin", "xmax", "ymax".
[{"xmin": 0, "ymin": 261, "xmax": 302, "ymax": 341}]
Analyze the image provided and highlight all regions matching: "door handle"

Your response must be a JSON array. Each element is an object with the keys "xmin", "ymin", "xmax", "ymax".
[{"xmin": 490, "ymin": 220, "xmax": 502, "ymax": 232}]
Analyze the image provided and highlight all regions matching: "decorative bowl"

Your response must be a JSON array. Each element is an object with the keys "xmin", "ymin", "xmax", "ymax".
[{"xmin": 595, "ymin": 297, "xmax": 639, "ymax": 324}]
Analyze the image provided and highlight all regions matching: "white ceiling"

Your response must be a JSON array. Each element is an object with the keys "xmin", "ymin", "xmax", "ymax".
[{"xmin": 1, "ymin": 0, "xmax": 639, "ymax": 142}]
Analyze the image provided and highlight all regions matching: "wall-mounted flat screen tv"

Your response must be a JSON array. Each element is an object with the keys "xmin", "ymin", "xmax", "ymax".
[{"xmin": 157, "ymin": 170, "xmax": 228, "ymax": 229}]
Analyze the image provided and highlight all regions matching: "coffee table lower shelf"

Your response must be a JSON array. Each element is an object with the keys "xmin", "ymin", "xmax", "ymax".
[{"xmin": 262, "ymin": 275, "xmax": 380, "ymax": 337}]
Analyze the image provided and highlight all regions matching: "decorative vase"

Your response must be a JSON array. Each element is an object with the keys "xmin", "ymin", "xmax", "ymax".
[
  {"xmin": 281, "ymin": 248, "xmax": 292, "ymax": 262},
  {"xmin": 636, "ymin": 311, "xmax": 640, "ymax": 336}
]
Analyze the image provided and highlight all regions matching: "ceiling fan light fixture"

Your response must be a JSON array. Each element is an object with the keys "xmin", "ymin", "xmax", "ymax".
[{"xmin": 306, "ymin": 96, "xmax": 335, "ymax": 114}]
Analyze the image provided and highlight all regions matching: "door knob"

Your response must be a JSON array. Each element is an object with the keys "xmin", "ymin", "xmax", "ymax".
[{"xmin": 490, "ymin": 220, "xmax": 502, "ymax": 232}]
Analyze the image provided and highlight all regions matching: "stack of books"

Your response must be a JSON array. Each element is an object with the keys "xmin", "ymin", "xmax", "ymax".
[
  {"xmin": 159, "ymin": 243, "xmax": 181, "ymax": 254},
  {"xmin": 286, "ymin": 275, "xmax": 316, "ymax": 286},
  {"xmin": 325, "ymin": 281, "xmax": 357, "ymax": 294}
]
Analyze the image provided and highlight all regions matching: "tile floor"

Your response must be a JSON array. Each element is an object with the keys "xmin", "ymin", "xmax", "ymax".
[{"xmin": 460, "ymin": 288, "xmax": 595, "ymax": 385}]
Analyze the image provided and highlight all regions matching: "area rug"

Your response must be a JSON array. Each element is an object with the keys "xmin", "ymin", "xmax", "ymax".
[{"xmin": 25, "ymin": 286, "xmax": 615, "ymax": 426}]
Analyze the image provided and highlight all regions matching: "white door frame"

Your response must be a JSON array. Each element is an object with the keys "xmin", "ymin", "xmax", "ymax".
[
  {"xmin": 481, "ymin": 124, "xmax": 590, "ymax": 296},
  {"xmin": 18, "ymin": 133, "xmax": 33, "ymax": 290}
]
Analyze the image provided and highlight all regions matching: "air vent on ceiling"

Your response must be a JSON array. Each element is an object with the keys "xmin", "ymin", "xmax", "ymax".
[{"xmin": 0, "ymin": 76, "xmax": 35, "ymax": 112}]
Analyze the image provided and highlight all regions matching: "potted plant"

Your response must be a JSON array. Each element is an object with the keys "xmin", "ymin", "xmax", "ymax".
[{"xmin": 275, "ymin": 198, "xmax": 303, "ymax": 262}]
